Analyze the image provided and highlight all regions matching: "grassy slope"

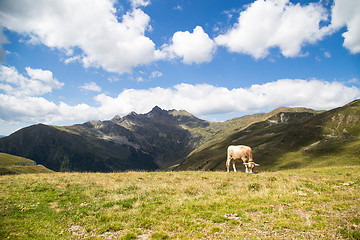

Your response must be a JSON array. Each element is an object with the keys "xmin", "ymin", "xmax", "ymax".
[
  {"xmin": 177, "ymin": 100, "xmax": 360, "ymax": 171},
  {"xmin": 274, "ymin": 99, "xmax": 360, "ymax": 170},
  {"xmin": 186, "ymin": 107, "xmax": 322, "ymax": 154},
  {"xmin": 0, "ymin": 153, "xmax": 53, "ymax": 175},
  {"xmin": 1, "ymin": 166, "xmax": 359, "ymax": 239}
]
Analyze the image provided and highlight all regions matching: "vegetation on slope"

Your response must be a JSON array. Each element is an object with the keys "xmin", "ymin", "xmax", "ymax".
[
  {"xmin": 177, "ymin": 100, "xmax": 360, "ymax": 171},
  {"xmin": 0, "ymin": 166, "xmax": 359, "ymax": 239},
  {"xmin": 0, "ymin": 153, "xmax": 53, "ymax": 175}
]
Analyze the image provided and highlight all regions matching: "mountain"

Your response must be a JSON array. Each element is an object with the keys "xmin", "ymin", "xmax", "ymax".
[
  {"xmin": 0, "ymin": 123, "xmax": 157, "ymax": 172},
  {"xmin": 0, "ymin": 106, "xmax": 208, "ymax": 172},
  {"xmin": 0, "ymin": 152, "xmax": 53, "ymax": 175},
  {"xmin": 176, "ymin": 99, "xmax": 360, "ymax": 171},
  {"xmin": 0, "ymin": 100, "xmax": 359, "ymax": 172}
]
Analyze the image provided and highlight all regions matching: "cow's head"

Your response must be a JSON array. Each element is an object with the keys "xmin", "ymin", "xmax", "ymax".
[{"xmin": 244, "ymin": 161, "xmax": 259, "ymax": 173}]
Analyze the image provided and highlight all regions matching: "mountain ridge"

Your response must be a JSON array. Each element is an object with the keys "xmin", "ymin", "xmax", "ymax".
[{"xmin": 0, "ymin": 101, "xmax": 359, "ymax": 172}]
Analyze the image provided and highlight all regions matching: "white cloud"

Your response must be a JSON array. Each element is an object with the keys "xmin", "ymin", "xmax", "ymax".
[
  {"xmin": 324, "ymin": 51, "xmax": 331, "ymax": 58},
  {"xmin": 150, "ymin": 71, "xmax": 163, "ymax": 79},
  {"xmin": 0, "ymin": 94, "xmax": 59, "ymax": 122},
  {"xmin": 331, "ymin": 0, "xmax": 360, "ymax": 54},
  {"xmin": 0, "ymin": 93, "xmax": 101, "ymax": 123},
  {"xmin": 0, "ymin": 0, "xmax": 156, "ymax": 73},
  {"xmin": 130, "ymin": 0, "xmax": 150, "ymax": 8},
  {"xmin": 136, "ymin": 76, "xmax": 144, "ymax": 82},
  {"xmin": 64, "ymin": 55, "xmax": 81, "ymax": 65},
  {"xmin": 93, "ymin": 79, "xmax": 360, "ymax": 117},
  {"xmin": 162, "ymin": 26, "xmax": 217, "ymax": 64},
  {"xmin": 0, "ymin": 65, "xmax": 63, "ymax": 97},
  {"xmin": 0, "ymin": 77, "xmax": 359, "ymax": 125},
  {"xmin": 80, "ymin": 82, "xmax": 101, "ymax": 92},
  {"xmin": 215, "ymin": 0, "xmax": 329, "ymax": 58}
]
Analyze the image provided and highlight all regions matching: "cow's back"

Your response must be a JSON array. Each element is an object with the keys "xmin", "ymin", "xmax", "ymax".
[{"xmin": 227, "ymin": 145, "xmax": 252, "ymax": 161}]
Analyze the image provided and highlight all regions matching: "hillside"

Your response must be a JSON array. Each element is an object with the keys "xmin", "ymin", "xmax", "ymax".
[
  {"xmin": 0, "ymin": 124, "xmax": 157, "ymax": 172},
  {"xmin": 177, "ymin": 99, "xmax": 360, "ymax": 171},
  {"xmin": 0, "ymin": 100, "xmax": 359, "ymax": 172},
  {"xmin": 0, "ymin": 153, "xmax": 53, "ymax": 175}
]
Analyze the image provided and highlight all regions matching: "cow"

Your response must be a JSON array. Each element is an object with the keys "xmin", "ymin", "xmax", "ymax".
[{"xmin": 226, "ymin": 145, "xmax": 259, "ymax": 173}]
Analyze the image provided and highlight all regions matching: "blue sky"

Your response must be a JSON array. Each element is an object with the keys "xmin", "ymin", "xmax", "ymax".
[{"xmin": 0, "ymin": 0, "xmax": 359, "ymax": 135}]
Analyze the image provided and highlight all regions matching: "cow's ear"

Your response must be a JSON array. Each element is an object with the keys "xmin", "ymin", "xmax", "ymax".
[{"xmin": 254, "ymin": 163, "xmax": 260, "ymax": 166}]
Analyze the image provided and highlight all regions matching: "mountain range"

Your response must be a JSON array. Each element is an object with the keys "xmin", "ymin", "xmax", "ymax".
[{"xmin": 0, "ymin": 100, "xmax": 359, "ymax": 172}]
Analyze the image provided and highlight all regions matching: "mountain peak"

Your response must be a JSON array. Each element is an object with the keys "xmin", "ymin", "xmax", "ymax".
[
  {"xmin": 146, "ymin": 106, "xmax": 169, "ymax": 119},
  {"xmin": 111, "ymin": 115, "xmax": 122, "ymax": 122},
  {"xmin": 149, "ymin": 106, "xmax": 166, "ymax": 114}
]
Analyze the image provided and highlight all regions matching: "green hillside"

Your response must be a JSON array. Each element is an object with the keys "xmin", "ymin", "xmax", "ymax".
[
  {"xmin": 184, "ymin": 107, "xmax": 321, "ymax": 159},
  {"xmin": 0, "ymin": 153, "xmax": 53, "ymax": 175},
  {"xmin": 177, "ymin": 100, "xmax": 360, "ymax": 171}
]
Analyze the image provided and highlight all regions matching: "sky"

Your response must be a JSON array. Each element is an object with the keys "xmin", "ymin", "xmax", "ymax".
[{"xmin": 0, "ymin": 0, "xmax": 359, "ymax": 136}]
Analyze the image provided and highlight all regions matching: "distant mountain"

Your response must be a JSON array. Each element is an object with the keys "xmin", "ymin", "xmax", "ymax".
[
  {"xmin": 176, "ymin": 99, "xmax": 360, "ymax": 171},
  {"xmin": 0, "ymin": 123, "xmax": 157, "ymax": 172},
  {"xmin": 0, "ymin": 100, "xmax": 359, "ymax": 172},
  {"xmin": 0, "ymin": 106, "xmax": 208, "ymax": 172}
]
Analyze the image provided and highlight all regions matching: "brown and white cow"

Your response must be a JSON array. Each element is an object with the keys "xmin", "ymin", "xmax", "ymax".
[{"xmin": 226, "ymin": 145, "xmax": 259, "ymax": 173}]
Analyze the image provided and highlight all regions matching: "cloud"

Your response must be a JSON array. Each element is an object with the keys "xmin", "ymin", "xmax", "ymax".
[
  {"xmin": 331, "ymin": 0, "xmax": 360, "ymax": 54},
  {"xmin": 162, "ymin": 26, "xmax": 217, "ymax": 64},
  {"xmin": 130, "ymin": 0, "xmax": 151, "ymax": 8},
  {"xmin": 0, "ymin": 65, "xmax": 63, "ymax": 97},
  {"xmin": 0, "ymin": 0, "xmax": 156, "ymax": 73},
  {"xmin": 93, "ymin": 79, "xmax": 360, "ymax": 117},
  {"xmin": 1, "ymin": 76, "xmax": 359, "ymax": 125},
  {"xmin": 215, "ymin": 0, "xmax": 329, "ymax": 58},
  {"xmin": 150, "ymin": 71, "xmax": 163, "ymax": 79},
  {"xmin": 324, "ymin": 51, "xmax": 331, "ymax": 58},
  {"xmin": 80, "ymin": 82, "xmax": 101, "ymax": 92},
  {"xmin": 0, "ymin": 94, "xmax": 101, "ymax": 123}
]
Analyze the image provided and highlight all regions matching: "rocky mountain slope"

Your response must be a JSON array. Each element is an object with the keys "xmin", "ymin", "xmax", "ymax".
[
  {"xmin": 0, "ymin": 100, "xmax": 359, "ymax": 172},
  {"xmin": 0, "ymin": 106, "xmax": 209, "ymax": 172}
]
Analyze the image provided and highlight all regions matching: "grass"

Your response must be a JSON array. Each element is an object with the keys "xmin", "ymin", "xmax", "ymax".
[
  {"xmin": 0, "ymin": 153, "xmax": 35, "ymax": 166},
  {"xmin": 1, "ymin": 166, "xmax": 359, "ymax": 239},
  {"xmin": 0, "ymin": 153, "xmax": 53, "ymax": 175}
]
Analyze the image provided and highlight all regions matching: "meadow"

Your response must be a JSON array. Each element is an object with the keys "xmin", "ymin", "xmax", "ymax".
[{"xmin": 1, "ymin": 166, "xmax": 359, "ymax": 239}]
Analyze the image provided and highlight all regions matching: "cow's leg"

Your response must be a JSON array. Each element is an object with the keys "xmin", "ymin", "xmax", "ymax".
[
  {"xmin": 233, "ymin": 162, "xmax": 237, "ymax": 172},
  {"xmin": 226, "ymin": 159, "xmax": 231, "ymax": 172},
  {"xmin": 244, "ymin": 163, "xmax": 249, "ymax": 173}
]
